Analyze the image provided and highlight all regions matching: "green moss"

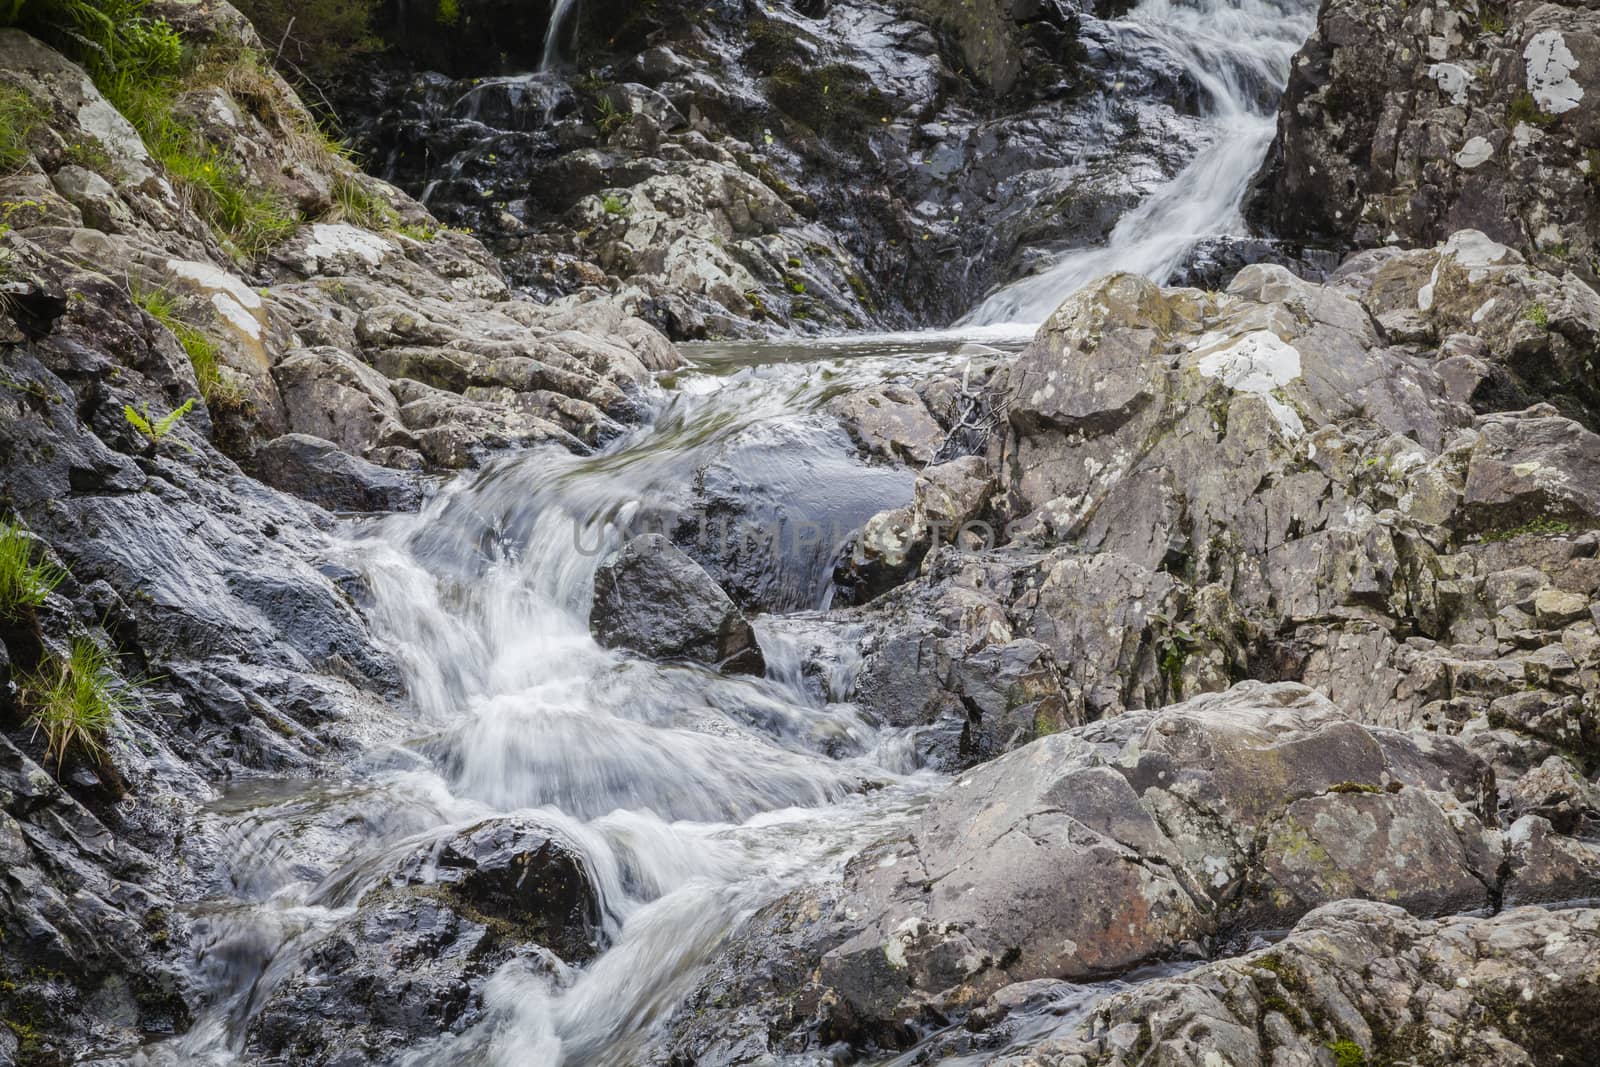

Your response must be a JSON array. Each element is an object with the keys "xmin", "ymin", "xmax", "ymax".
[
  {"xmin": 1328, "ymin": 1039, "xmax": 1368, "ymax": 1067},
  {"xmin": 601, "ymin": 192, "xmax": 631, "ymax": 216},
  {"xmin": 1524, "ymin": 302, "xmax": 1550, "ymax": 329},
  {"xmin": 435, "ymin": 0, "xmax": 459, "ymax": 25},
  {"xmin": 1327, "ymin": 781, "xmax": 1382, "ymax": 794},
  {"xmin": 0, "ymin": 519, "xmax": 65, "ymax": 619},
  {"xmin": 744, "ymin": 290, "xmax": 768, "ymax": 319},
  {"xmin": 1481, "ymin": 515, "xmax": 1571, "ymax": 543}
]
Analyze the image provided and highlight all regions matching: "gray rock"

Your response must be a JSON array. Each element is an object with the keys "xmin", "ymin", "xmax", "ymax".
[
  {"xmin": 249, "ymin": 433, "xmax": 422, "ymax": 513},
  {"xmin": 591, "ymin": 534, "xmax": 765, "ymax": 674},
  {"xmin": 664, "ymin": 682, "xmax": 1508, "ymax": 1058},
  {"xmin": 991, "ymin": 900, "xmax": 1600, "ymax": 1067}
]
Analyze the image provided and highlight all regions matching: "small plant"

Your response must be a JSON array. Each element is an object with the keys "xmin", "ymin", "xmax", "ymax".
[
  {"xmin": 1479, "ymin": 11, "xmax": 1506, "ymax": 34},
  {"xmin": 1327, "ymin": 1039, "xmax": 1368, "ymax": 1067},
  {"xmin": 1524, "ymin": 302, "xmax": 1550, "ymax": 329},
  {"xmin": 435, "ymin": 0, "xmax": 459, "ymax": 24},
  {"xmin": 123, "ymin": 397, "xmax": 194, "ymax": 445},
  {"xmin": 594, "ymin": 96, "xmax": 630, "ymax": 135},
  {"xmin": 131, "ymin": 281, "xmax": 244, "ymax": 408},
  {"xmin": 22, "ymin": 636, "xmax": 130, "ymax": 772},
  {"xmin": 1507, "ymin": 91, "xmax": 1557, "ymax": 129},
  {"xmin": 0, "ymin": 83, "xmax": 46, "ymax": 174},
  {"xmin": 330, "ymin": 172, "xmax": 398, "ymax": 230},
  {"xmin": 394, "ymin": 221, "xmax": 440, "ymax": 242},
  {"xmin": 601, "ymin": 193, "xmax": 631, "ymax": 217},
  {"xmin": 0, "ymin": 520, "xmax": 65, "ymax": 618}
]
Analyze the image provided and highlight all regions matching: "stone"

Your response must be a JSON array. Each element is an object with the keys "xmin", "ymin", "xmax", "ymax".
[
  {"xmin": 249, "ymin": 433, "xmax": 423, "ymax": 513},
  {"xmin": 590, "ymin": 534, "xmax": 765, "ymax": 674}
]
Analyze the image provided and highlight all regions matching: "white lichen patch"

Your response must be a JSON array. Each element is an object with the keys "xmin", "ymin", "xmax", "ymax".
[
  {"xmin": 1454, "ymin": 136, "xmax": 1493, "ymax": 169},
  {"xmin": 1524, "ymin": 30, "xmax": 1584, "ymax": 115},
  {"xmin": 164, "ymin": 259, "xmax": 265, "ymax": 341},
  {"xmin": 302, "ymin": 223, "xmax": 394, "ymax": 272},
  {"xmin": 1196, "ymin": 331, "xmax": 1302, "ymax": 392},
  {"xmin": 1428, "ymin": 62, "xmax": 1474, "ymax": 105}
]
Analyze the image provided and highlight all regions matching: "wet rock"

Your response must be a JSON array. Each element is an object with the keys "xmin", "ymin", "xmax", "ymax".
[
  {"xmin": 244, "ymin": 894, "xmax": 560, "ymax": 1066},
  {"xmin": 830, "ymin": 383, "xmax": 947, "ymax": 465},
  {"xmin": 391, "ymin": 818, "xmax": 604, "ymax": 962},
  {"xmin": 671, "ymin": 417, "xmax": 915, "ymax": 613},
  {"xmin": 591, "ymin": 534, "xmax": 766, "ymax": 674},
  {"xmin": 249, "ymin": 433, "xmax": 423, "ymax": 513}
]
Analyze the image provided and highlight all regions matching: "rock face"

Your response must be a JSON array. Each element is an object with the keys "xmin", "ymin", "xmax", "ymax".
[
  {"xmin": 994, "ymin": 900, "xmax": 1600, "ymax": 1067},
  {"xmin": 591, "ymin": 534, "xmax": 767, "ymax": 674},
  {"xmin": 660, "ymin": 232, "xmax": 1600, "ymax": 1061},
  {"xmin": 331, "ymin": 0, "xmax": 1227, "ymax": 337},
  {"xmin": 0, "ymin": 2, "xmax": 677, "ymax": 1057},
  {"xmin": 663, "ymin": 681, "xmax": 1585, "ymax": 1060},
  {"xmin": 1248, "ymin": 0, "xmax": 1600, "ymax": 284}
]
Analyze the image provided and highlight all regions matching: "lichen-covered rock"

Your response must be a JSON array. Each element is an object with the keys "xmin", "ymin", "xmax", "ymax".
[
  {"xmin": 1249, "ymin": 0, "xmax": 1600, "ymax": 285},
  {"xmin": 661, "ymin": 681, "xmax": 1547, "ymax": 1059},
  {"xmin": 991, "ymin": 900, "xmax": 1600, "ymax": 1067}
]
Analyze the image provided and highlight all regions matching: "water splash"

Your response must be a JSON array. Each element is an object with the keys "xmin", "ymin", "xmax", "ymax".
[{"xmin": 961, "ymin": 0, "xmax": 1317, "ymax": 326}]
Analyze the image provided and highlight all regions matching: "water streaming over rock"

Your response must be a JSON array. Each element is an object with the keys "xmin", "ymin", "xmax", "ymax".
[
  {"xmin": 962, "ymin": 0, "xmax": 1317, "ymax": 326},
  {"xmin": 540, "ymin": 0, "xmax": 579, "ymax": 70},
  {"xmin": 133, "ymin": 2, "xmax": 1320, "ymax": 1062}
]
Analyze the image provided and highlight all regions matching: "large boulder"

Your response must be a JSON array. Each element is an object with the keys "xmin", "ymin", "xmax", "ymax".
[
  {"xmin": 991, "ymin": 900, "xmax": 1600, "ymax": 1067},
  {"xmin": 662, "ymin": 682, "xmax": 1554, "ymax": 1060},
  {"xmin": 245, "ymin": 817, "xmax": 602, "ymax": 1065},
  {"xmin": 590, "ymin": 534, "xmax": 766, "ymax": 674}
]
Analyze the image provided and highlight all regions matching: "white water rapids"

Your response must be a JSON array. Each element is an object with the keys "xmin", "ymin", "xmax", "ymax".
[{"xmin": 135, "ymin": 1, "xmax": 1315, "ymax": 1063}]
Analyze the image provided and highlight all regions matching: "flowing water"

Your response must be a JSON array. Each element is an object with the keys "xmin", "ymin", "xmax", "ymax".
[
  {"xmin": 962, "ymin": 0, "xmax": 1317, "ymax": 326},
  {"xmin": 137, "ymin": 1, "xmax": 1314, "ymax": 1062}
]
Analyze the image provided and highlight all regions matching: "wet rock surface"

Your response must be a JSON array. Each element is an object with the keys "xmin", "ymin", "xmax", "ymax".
[
  {"xmin": 591, "ymin": 533, "xmax": 767, "ymax": 674},
  {"xmin": 329, "ymin": 0, "xmax": 1224, "ymax": 338}
]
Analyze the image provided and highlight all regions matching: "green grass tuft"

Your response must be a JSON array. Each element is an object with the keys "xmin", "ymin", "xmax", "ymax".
[
  {"xmin": 0, "ymin": 83, "xmax": 47, "ymax": 174},
  {"xmin": 22, "ymin": 636, "xmax": 130, "ymax": 772},
  {"xmin": 131, "ymin": 281, "xmax": 245, "ymax": 408},
  {"xmin": 0, "ymin": 520, "xmax": 65, "ymax": 618},
  {"xmin": 1327, "ymin": 1039, "xmax": 1368, "ymax": 1067},
  {"xmin": 1507, "ymin": 91, "xmax": 1557, "ymax": 129},
  {"xmin": 330, "ymin": 172, "xmax": 398, "ymax": 230}
]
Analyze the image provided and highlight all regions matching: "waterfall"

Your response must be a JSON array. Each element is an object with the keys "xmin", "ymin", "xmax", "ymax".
[
  {"xmin": 961, "ymin": 0, "xmax": 1317, "ymax": 327},
  {"xmin": 540, "ymin": 0, "xmax": 579, "ymax": 71}
]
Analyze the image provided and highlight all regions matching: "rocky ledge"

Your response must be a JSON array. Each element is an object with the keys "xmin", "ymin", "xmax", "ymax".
[{"xmin": 638, "ymin": 228, "xmax": 1600, "ymax": 1062}]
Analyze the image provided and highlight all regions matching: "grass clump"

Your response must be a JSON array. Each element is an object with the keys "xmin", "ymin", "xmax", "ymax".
[
  {"xmin": 131, "ymin": 282, "xmax": 245, "ymax": 408},
  {"xmin": 1507, "ymin": 91, "xmax": 1557, "ymax": 128},
  {"xmin": 3, "ymin": 0, "xmax": 302, "ymax": 260},
  {"xmin": 0, "ymin": 83, "xmax": 48, "ymax": 174},
  {"xmin": 1524, "ymin": 302, "xmax": 1550, "ymax": 329},
  {"xmin": 330, "ymin": 172, "xmax": 398, "ymax": 229},
  {"xmin": 22, "ymin": 637, "xmax": 129, "ymax": 771},
  {"xmin": 0, "ymin": 520, "xmax": 65, "ymax": 618}
]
